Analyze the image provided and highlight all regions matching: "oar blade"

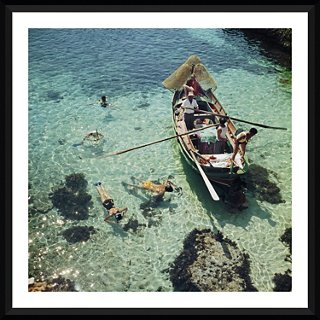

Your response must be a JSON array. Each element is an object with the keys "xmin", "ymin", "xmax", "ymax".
[{"xmin": 191, "ymin": 151, "xmax": 219, "ymax": 201}]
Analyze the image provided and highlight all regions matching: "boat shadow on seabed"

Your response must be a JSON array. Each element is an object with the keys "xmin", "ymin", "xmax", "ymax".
[{"xmin": 180, "ymin": 153, "xmax": 277, "ymax": 229}]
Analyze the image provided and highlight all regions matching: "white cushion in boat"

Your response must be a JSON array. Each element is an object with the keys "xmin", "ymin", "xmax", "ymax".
[{"xmin": 207, "ymin": 153, "xmax": 244, "ymax": 169}]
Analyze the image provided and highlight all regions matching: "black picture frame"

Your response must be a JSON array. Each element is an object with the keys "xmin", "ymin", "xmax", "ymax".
[{"xmin": 2, "ymin": 4, "xmax": 317, "ymax": 316}]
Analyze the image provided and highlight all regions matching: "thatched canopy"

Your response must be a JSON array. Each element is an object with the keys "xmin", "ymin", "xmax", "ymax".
[{"xmin": 162, "ymin": 55, "xmax": 217, "ymax": 91}]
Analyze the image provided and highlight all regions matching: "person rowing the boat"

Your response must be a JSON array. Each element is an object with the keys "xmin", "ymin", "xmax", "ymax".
[
  {"xmin": 228, "ymin": 128, "xmax": 258, "ymax": 164},
  {"xmin": 95, "ymin": 182, "xmax": 128, "ymax": 222},
  {"xmin": 123, "ymin": 177, "xmax": 175, "ymax": 202},
  {"xmin": 181, "ymin": 91, "xmax": 199, "ymax": 130}
]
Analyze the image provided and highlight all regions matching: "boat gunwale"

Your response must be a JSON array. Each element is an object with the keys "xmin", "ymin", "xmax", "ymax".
[{"xmin": 171, "ymin": 86, "xmax": 248, "ymax": 185}]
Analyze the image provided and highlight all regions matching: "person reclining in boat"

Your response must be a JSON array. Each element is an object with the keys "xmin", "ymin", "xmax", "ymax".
[
  {"xmin": 195, "ymin": 119, "xmax": 216, "ymax": 154},
  {"xmin": 215, "ymin": 117, "xmax": 229, "ymax": 154},
  {"xmin": 228, "ymin": 128, "xmax": 258, "ymax": 164},
  {"xmin": 194, "ymin": 117, "xmax": 213, "ymax": 129},
  {"xmin": 183, "ymin": 74, "xmax": 202, "ymax": 97},
  {"xmin": 95, "ymin": 182, "xmax": 128, "ymax": 222},
  {"xmin": 181, "ymin": 91, "xmax": 199, "ymax": 130},
  {"xmin": 124, "ymin": 177, "xmax": 175, "ymax": 202}
]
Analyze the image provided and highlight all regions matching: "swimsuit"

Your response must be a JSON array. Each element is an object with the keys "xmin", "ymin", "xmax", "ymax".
[
  {"xmin": 103, "ymin": 199, "xmax": 114, "ymax": 210},
  {"xmin": 143, "ymin": 181, "xmax": 153, "ymax": 189},
  {"xmin": 237, "ymin": 132, "xmax": 249, "ymax": 144}
]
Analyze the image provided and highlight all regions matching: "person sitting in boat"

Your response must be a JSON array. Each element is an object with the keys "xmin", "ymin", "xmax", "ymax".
[
  {"xmin": 181, "ymin": 91, "xmax": 199, "ymax": 130},
  {"xmin": 124, "ymin": 177, "xmax": 175, "ymax": 202},
  {"xmin": 194, "ymin": 117, "xmax": 213, "ymax": 129},
  {"xmin": 183, "ymin": 74, "xmax": 201, "ymax": 97},
  {"xmin": 228, "ymin": 128, "xmax": 258, "ymax": 164},
  {"xmin": 95, "ymin": 182, "xmax": 128, "ymax": 222},
  {"xmin": 215, "ymin": 117, "xmax": 229, "ymax": 154}
]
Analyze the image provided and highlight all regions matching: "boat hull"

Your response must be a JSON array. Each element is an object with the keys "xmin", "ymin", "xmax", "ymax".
[{"xmin": 172, "ymin": 90, "xmax": 248, "ymax": 187}]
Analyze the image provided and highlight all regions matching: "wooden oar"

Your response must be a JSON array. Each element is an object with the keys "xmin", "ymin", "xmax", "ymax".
[
  {"xmin": 192, "ymin": 150, "xmax": 216, "ymax": 170},
  {"xmin": 199, "ymin": 110, "xmax": 287, "ymax": 130},
  {"xmin": 190, "ymin": 150, "xmax": 219, "ymax": 201},
  {"xmin": 101, "ymin": 124, "xmax": 219, "ymax": 157}
]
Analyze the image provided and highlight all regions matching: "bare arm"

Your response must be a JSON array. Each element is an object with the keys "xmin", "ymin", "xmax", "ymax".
[
  {"xmin": 104, "ymin": 207, "xmax": 127, "ymax": 223},
  {"xmin": 183, "ymin": 84, "xmax": 194, "ymax": 92},
  {"xmin": 104, "ymin": 214, "xmax": 113, "ymax": 222},
  {"xmin": 217, "ymin": 128, "xmax": 227, "ymax": 141}
]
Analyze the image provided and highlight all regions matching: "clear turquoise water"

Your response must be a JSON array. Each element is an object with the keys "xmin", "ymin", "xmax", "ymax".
[{"xmin": 28, "ymin": 28, "xmax": 292, "ymax": 292}]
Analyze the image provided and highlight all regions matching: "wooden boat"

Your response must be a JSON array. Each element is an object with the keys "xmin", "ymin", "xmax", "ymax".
[
  {"xmin": 107, "ymin": 55, "xmax": 285, "ymax": 201},
  {"xmin": 162, "ymin": 55, "xmax": 249, "ymax": 200}
]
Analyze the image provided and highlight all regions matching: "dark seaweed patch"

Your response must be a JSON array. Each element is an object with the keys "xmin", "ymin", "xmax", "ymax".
[
  {"xmin": 169, "ymin": 229, "xmax": 258, "ymax": 292},
  {"xmin": 245, "ymin": 164, "xmax": 285, "ymax": 204},
  {"xmin": 272, "ymin": 269, "xmax": 292, "ymax": 291},
  {"xmin": 46, "ymin": 90, "xmax": 64, "ymax": 102},
  {"xmin": 49, "ymin": 173, "xmax": 92, "ymax": 220},
  {"xmin": 65, "ymin": 173, "xmax": 88, "ymax": 192},
  {"xmin": 122, "ymin": 218, "xmax": 146, "ymax": 233},
  {"xmin": 29, "ymin": 276, "xmax": 77, "ymax": 292},
  {"xmin": 62, "ymin": 226, "xmax": 96, "ymax": 243},
  {"xmin": 280, "ymin": 227, "xmax": 292, "ymax": 254}
]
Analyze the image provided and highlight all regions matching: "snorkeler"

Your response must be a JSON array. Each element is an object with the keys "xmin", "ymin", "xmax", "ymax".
[
  {"xmin": 123, "ymin": 177, "xmax": 175, "ymax": 201},
  {"xmin": 98, "ymin": 96, "xmax": 109, "ymax": 108},
  {"xmin": 82, "ymin": 129, "xmax": 104, "ymax": 143},
  {"xmin": 95, "ymin": 182, "xmax": 128, "ymax": 222}
]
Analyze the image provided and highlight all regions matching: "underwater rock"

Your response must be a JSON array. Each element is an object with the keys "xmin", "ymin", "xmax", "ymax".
[
  {"xmin": 141, "ymin": 207, "xmax": 162, "ymax": 218},
  {"xmin": 224, "ymin": 182, "xmax": 248, "ymax": 211},
  {"xmin": 272, "ymin": 269, "xmax": 292, "ymax": 291},
  {"xmin": 49, "ymin": 173, "xmax": 92, "ymax": 220},
  {"xmin": 62, "ymin": 226, "xmax": 96, "ymax": 243},
  {"xmin": 28, "ymin": 192, "xmax": 53, "ymax": 215},
  {"xmin": 122, "ymin": 218, "xmax": 146, "ymax": 233},
  {"xmin": 138, "ymin": 102, "xmax": 150, "ymax": 108},
  {"xmin": 239, "ymin": 28, "xmax": 292, "ymax": 51},
  {"xmin": 280, "ymin": 227, "xmax": 292, "ymax": 254},
  {"xmin": 141, "ymin": 206, "xmax": 155, "ymax": 218},
  {"xmin": 147, "ymin": 217, "xmax": 162, "ymax": 228},
  {"xmin": 58, "ymin": 138, "xmax": 66, "ymax": 145},
  {"xmin": 65, "ymin": 173, "xmax": 88, "ymax": 192},
  {"xmin": 46, "ymin": 90, "xmax": 64, "ymax": 102},
  {"xmin": 140, "ymin": 207, "xmax": 163, "ymax": 228},
  {"xmin": 280, "ymin": 227, "xmax": 292, "ymax": 263},
  {"xmin": 28, "ymin": 275, "xmax": 77, "ymax": 292},
  {"xmin": 169, "ymin": 229, "xmax": 258, "ymax": 292},
  {"xmin": 245, "ymin": 164, "xmax": 285, "ymax": 204}
]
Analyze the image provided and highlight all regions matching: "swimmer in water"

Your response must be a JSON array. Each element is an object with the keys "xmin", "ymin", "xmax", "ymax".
[
  {"xmin": 123, "ymin": 177, "xmax": 175, "ymax": 201},
  {"xmin": 95, "ymin": 182, "xmax": 127, "ymax": 222}
]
